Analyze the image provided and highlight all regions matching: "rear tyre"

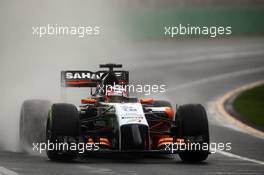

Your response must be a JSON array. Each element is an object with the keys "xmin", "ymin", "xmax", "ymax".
[
  {"xmin": 176, "ymin": 104, "xmax": 209, "ymax": 162},
  {"xmin": 46, "ymin": 103, "xmax": 80, "ymax": 161},
  {"xmin": 20, "ymin": 100, "xmax": 51, "ymax": 152}
]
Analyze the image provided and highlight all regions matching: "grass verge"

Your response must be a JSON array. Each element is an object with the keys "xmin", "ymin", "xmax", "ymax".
[{"xmin": 233, "ymin": 84, "xmax": 264, "ymax": 130}]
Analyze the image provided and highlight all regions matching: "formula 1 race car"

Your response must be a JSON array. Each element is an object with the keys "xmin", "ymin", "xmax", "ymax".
[{"xmin": 20, "ymin": 64, "xmax": 210, "ymax": 162}]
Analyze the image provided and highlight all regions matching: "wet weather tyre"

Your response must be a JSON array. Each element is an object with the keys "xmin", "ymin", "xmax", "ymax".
[
  {"xmin": 46, "ymin": 103, "xmax": 80, "ymax": 161},
  {"xmin": 20, "ymin": 100, "xmax": 51, "ymax": 152},
  {"xmin": 177, "ymin": 104, "xmax": 209, "ymax": 162}
]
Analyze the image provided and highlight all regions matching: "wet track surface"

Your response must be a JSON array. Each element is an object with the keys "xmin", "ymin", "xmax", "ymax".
[{"xmin": 0, "ymin": 37, "xmax": 264, "ymax": 174}]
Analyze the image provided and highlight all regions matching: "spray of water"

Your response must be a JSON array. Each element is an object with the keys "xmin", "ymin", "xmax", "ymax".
[{"xmin": 0, "ymin": 0, "xmax": 134, "ymax": 151}]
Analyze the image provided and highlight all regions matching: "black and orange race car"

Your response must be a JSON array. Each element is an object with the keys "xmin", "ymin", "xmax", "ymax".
[{"xmin": 20, "ymin": 64, "xmax": 210, "ymax": 162}]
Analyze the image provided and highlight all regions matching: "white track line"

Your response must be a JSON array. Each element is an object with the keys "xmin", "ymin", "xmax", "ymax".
[
  {"xmin": 145, "ymin": 49, "xmax": 264, "ymax": 70},
  {"xmin": 0, "ymin": 166, "xmax": 18, "ymax": 175},
  {"xmin": 217, "ymin": 150, "xmax": 264, "ymax": 165},
  {"xmin": 168, "ymin": 66, "xmax": 264, "ymax": 91},
  {"xmin": 161, "ymin": 50, "xmax": 264, "ymax": 65}
]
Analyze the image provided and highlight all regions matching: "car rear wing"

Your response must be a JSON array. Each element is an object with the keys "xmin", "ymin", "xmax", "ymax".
[{"xmin": 61, "ymin": 70, "xmax": 129, "ymax": 87}]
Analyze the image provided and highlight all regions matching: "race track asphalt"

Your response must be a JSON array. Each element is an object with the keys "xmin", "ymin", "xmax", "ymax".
[{"xmin": 0, "ymin": 37, "xmax": 264, "ymax": 175}]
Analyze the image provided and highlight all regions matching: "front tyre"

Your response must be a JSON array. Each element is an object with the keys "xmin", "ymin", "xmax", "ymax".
[
  {"xmin": 46, "ymin": 103, "xmax": 80, "ymax": 161},
  {"xmin": 176, "ymin": 104, "xmax": 209, "ymax": 162}
]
